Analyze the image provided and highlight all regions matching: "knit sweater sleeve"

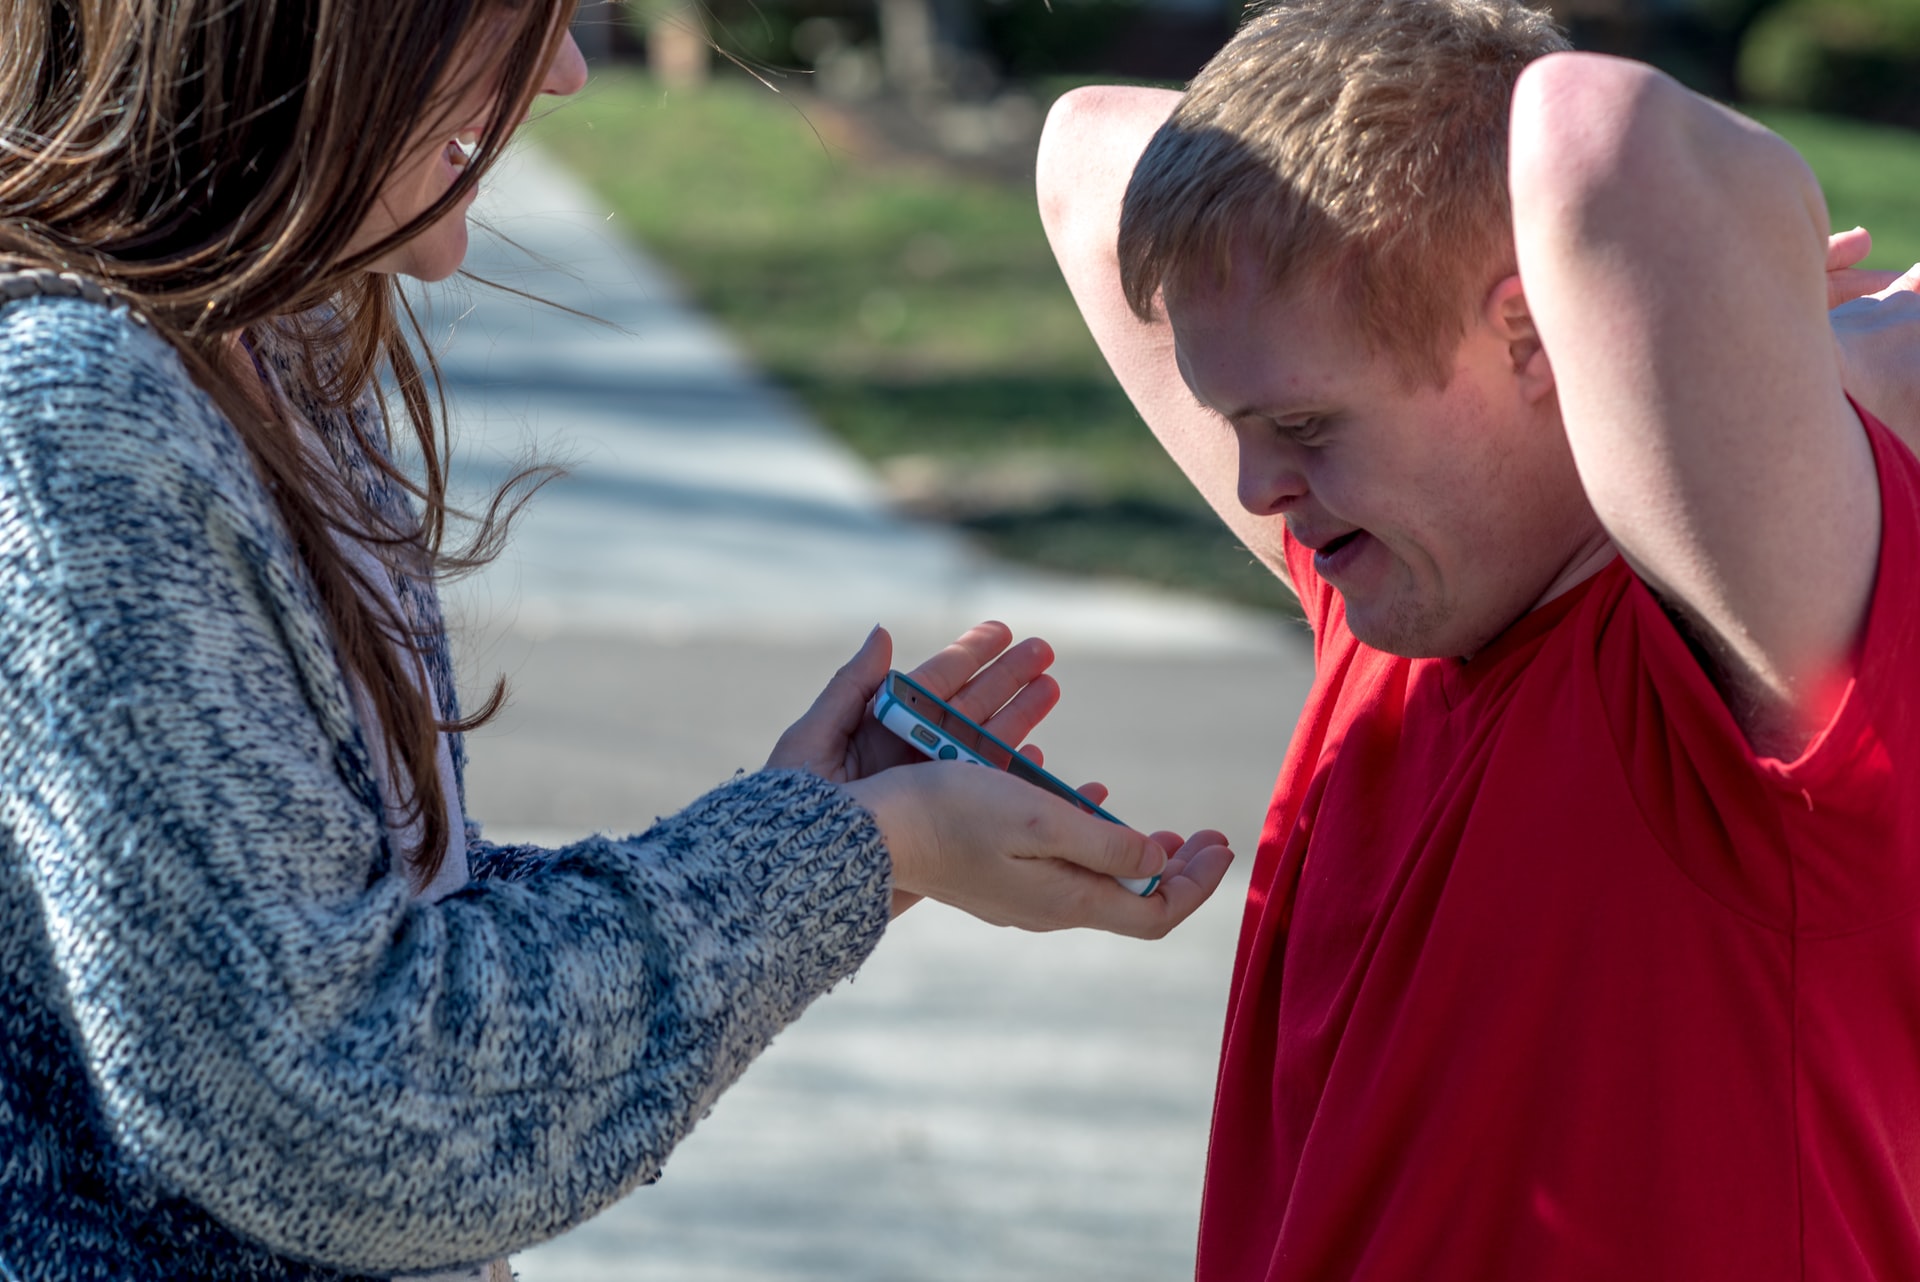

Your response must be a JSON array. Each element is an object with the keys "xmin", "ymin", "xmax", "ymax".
[
  {"xmin": 466, "ymin": 828, "xmax": 561, "ymax": 883},
  {"xmin": 0, "ymin": 298, "xmax": 892, "ymax": 1276}
]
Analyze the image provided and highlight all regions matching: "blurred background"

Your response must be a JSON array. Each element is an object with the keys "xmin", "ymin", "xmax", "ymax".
[{"xmin": 441, "ymin": 1, "xmax": 1920, "ymax": 1276}]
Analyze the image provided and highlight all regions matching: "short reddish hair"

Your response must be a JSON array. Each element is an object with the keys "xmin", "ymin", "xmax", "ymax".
[{"xmin": 1119, "ymin": 0, "xmax": 1568, "ymax": 385}]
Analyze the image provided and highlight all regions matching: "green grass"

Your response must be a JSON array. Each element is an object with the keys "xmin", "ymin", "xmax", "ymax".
[
  {"xmin": 523, "ymin": 72, "xmax": 1920, "ymax": 614},
  {"xmin": 521, "ymin": 70, "xmax": 1296, "ymax": 613},
  {"xmin": 1751, "ymin": 107, "xmax": 1920, "ymax": 267}
]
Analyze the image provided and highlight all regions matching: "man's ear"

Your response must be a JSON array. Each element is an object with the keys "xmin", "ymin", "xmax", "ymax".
[{"xmin": 1485, "ymin": 273, "xmax": 1555, "ymax": 402}]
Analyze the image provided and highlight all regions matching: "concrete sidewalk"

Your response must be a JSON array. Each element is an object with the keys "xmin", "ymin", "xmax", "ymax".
[{"xmin": 425, "ymin": 143, "xmax": 1315, "ymax": 1281}]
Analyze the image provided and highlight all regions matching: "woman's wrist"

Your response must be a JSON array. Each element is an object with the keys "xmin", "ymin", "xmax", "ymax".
[
  {"xmin": 842, "ymin": 768, "xmax": 928, "ymax": 900},
  {"xmin": 839, "ymin": 772, "xmax": 929, "ymax": 919}
]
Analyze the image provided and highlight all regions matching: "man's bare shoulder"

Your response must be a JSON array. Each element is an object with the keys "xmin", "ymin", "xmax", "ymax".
[{"xmin": 1511, "ymin": 53, "xmax": 1877, "ymax": 754}]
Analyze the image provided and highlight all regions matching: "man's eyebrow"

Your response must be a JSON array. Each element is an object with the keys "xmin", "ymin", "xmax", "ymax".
[
  {"xmin": 1190, "ymin": 390, "xmax": 1234, "ymax": 423},
  {"xmin": 1173, "ymin": 347, "xmax": 1230, "ymax": 422}
]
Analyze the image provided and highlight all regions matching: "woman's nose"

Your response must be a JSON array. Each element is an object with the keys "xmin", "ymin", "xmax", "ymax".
[{"xmin": 543, "ymin": 30, "xmax": 589, "ymax": 99}]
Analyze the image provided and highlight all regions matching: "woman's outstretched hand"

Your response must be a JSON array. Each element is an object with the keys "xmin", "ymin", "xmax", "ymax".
[
  {"xmin": 768, "ymin": 622, "xmax": 1236, "ymax": 937},
  {"xmin": 767, "ymin": 620, "xmax": 1062, "ymax": 783},
  {"xmin": 847, "ymin": 764, "xmax": 1234, "ymax": 939}
]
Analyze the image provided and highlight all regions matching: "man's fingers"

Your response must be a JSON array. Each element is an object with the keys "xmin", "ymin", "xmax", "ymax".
[
  {"xmin": 1827, "ymin": 227, "xmax": 1897, "ymax": 309},
  {"xmin": 1829, "ymin": 267, "xmax": 1907, "ymax": 310},
  {"xmin": 1871, "ymin": 262, "xmax": 1920, "ymax": 302},
  {"xmin": 1827, "ymin": 225, "xmax": 1872, "ymax": 273}
]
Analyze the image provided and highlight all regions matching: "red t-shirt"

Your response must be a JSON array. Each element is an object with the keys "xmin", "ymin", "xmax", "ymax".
[{"xmin": 1198, "ymin": 410, "xmax": 1920, "ymax": 1281}]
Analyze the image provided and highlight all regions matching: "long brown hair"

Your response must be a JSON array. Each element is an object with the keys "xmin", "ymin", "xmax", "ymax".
[{"xmin": 0, "ymin": 0, "xmax": 578, "ymax": 884}]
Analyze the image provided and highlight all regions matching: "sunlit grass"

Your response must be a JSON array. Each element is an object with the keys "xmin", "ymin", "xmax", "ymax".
[{"xmin": 1753, "ymin": 107, "xmax": 1920, "ymax": 267}]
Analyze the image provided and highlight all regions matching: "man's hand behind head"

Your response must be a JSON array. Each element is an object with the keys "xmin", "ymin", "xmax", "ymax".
[{"xmin": 1833, "ymin": 261, "xmax": 1920, "ymax": 455}]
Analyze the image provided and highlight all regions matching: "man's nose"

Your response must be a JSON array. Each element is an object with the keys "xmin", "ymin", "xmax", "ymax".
[{"xmin": 1236, "ymin": 433, "xmax": 1308, "ymax": 516}]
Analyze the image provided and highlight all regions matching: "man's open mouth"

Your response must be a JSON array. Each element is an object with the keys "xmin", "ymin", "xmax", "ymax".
[{"xmin": 1320, "ymin": 530, "xmax": 1362, "ymax": 557}]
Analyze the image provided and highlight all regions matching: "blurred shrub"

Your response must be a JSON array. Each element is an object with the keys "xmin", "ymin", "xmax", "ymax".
[
  {"xmin": 977, "ymin": 0, "xmax": 1145, "ymax": 79},
  {"xmin": 1738, "ymin": 0, "xmax": 1920, "ymax": 125}
]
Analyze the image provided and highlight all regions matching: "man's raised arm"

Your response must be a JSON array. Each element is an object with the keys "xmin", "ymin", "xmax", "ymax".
[
  {"xmin": 1509, "ymin": 53, "xmax": 1880, "ymax": 752},
  {"xmin": 1036, "ymin": 86, "xmax": 1295, "ymax": 600}
]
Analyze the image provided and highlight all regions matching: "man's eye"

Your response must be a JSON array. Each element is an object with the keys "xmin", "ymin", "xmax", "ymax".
[{"xmin": 1278, "ymin": 417, "xmax": 1327, "ymax": 444}]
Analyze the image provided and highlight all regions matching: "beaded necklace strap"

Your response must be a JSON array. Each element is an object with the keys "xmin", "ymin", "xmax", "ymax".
[{"xmin": 0, "ymin": 266, "xmax": 148, "ymax": 326}]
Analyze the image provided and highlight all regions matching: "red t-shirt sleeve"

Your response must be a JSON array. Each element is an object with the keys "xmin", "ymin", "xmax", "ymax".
[
  {"xmin": 1600, "ymin": 407, "xmax": 1920, "ymax": 932},
  {"xmin": 1768, "ymin": 409, "xmax": 1920, "ymax": 924}
]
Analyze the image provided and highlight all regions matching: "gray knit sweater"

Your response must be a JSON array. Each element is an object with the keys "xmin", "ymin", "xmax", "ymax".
[{"xmin": 0, "ymin": 294, "xmax": 892, "ymax": 1281}]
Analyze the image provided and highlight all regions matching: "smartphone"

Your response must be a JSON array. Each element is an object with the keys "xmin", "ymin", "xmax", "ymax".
[{"xmin": 870, "ymin": 669, "xmax": 1160, "ymax": 896}]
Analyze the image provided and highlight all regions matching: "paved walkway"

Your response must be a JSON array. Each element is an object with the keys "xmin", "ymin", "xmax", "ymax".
[
  {"xmin": 422, "ymin": 147, "xmax": 1290, "ymax": 656},
  {"xmin": 424, "ymin": 142, "xmax": 1315, "ymax": 1281}
]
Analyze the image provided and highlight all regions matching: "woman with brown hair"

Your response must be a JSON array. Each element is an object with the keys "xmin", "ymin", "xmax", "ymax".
[{"xmin": 0, "ymin": 2, "xmax": 1233, "ymax": 1279}]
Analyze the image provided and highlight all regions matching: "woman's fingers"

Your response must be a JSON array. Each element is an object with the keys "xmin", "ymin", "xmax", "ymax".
[
  {"xmin": 834, "ymin": 624, "xmax": 892, "ymax": 699},
  {"xmin": 948, "ymin": 638, "xmax": 1056, "ymax": 722},
  {"xmin": 1148, "ymin": 829, "xmax": 1186, "ymax": 855},
  {"xmin": 903, "ymin": 621, "xmax": 1017, "ymax": 700},
  {"xmin": 1145, "ymin": 841, "xmax": 1235, "ymax": 928},
  {"xmin": 976, "ymin": 670, "xmax": 1060, "ymax": 746},
  {"xmin": 847, "ymin": 759, "xmax": 1236, "ymax": 941},
  {"xmin": 766, "ymin": 625, "xmax": 893, "ymax": 774},
  {"xmin": 904, "ymin": 623, "xmax": 1059, "ymax": 723},
  {"xmin": 802, "ymin": 624, "xmax": 892, "ymax": 729},
  {"xmin": 1090, "ymin": 830, "xmax": 1235, "ymax": 937},
  {"xmin": 1016, "ymin": 804, "xmax": 1170, "ymax": 899},
  {"xmin": 1050, "ymin": 835, "xmax": 1234, "ymax": 939},
  {"xmin": 902, "ymin": 625, "xmax": 1065, "ymax": 761}
]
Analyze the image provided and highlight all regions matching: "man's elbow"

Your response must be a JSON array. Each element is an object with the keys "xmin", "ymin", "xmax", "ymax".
[
  {"xmin": 1511, "ymin": 52, "xmax": 1817, "ymax": 249},
  {"xmin": 1510, "ymin": 53, "xmax": 1690, "ymax": 234},
  {"xmin": 1036, "ymin": 85, "xmax": 1115, "ymax": 238},
  {"xmin": 1037, "ymin": 85, "xmax": 1180, "ymax": 240}
]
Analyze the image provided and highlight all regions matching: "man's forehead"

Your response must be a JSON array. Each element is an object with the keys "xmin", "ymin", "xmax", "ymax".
[{"xmin": 1167, "ymin": 281, "xmax": 1371, "ymax": 407}]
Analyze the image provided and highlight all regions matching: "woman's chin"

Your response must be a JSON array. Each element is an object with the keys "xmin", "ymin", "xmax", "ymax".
[{"xmin": 369, "ymin": 222, "xmax": 470, "ymax": 283}]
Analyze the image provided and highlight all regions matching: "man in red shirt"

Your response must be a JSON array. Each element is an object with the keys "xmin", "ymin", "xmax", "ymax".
[{"xmin": 1039, "ymin": 0, "xmax": 1920, "ymax": 1277}]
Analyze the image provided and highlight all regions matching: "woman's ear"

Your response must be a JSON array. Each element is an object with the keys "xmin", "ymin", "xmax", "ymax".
[{"xmin": 1485, "ymin": 273, "xmax": 1555, "ymax": 402}]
